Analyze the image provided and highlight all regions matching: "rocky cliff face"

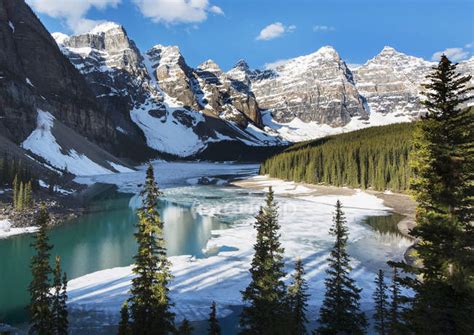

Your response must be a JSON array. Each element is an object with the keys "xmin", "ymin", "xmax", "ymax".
[
  {"xmin": 0, "ymin": 1, "xmax": 132, "ymax": 175},
  {"xmin": 0, "ymin": 0, "xmax": 113, "ymax": 145},
  {"xmin": 53, "ymin": 23, "xmax": 159, "ymax": 159},
  {"xmin": 352, "ymin": 46, "xmax": 433, "ymax": 119},
  {"xmin": 146, "ymin": 45, "xmax": 261, "ymax": 127},
  {"xmin": 228, "ymin": 46, "xmax": 369, "ymax": 127}
]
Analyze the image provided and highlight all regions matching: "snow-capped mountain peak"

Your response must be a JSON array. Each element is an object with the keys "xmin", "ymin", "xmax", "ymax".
[
  {"xmin": 198, "ymin": 59, "xmax": 223, "ymax": 74},
  {"xmin": 89, "ymin": 21, "xmax": 123, "ymax": 35},
  {"xmin": 51, "ymin": 32, "xmax": 69, "ymax": 45}
]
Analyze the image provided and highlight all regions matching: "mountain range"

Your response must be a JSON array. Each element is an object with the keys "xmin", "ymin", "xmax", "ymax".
[{"xmin": 1, "ymin": 0, "xmax": 472, "ymax": 176}]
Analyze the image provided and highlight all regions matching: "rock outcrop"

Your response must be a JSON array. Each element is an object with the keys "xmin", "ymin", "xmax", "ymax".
[
  {"xmin": 352, "ymin": 46, "xmax": 433, "ymax": 119},
  {"xmin": 146, "ymin": 45, "xmax": 261, "ymax": 126},
  {"xmin": 0, "ymin": 0, "xmax": 114, "ymax": 145}
]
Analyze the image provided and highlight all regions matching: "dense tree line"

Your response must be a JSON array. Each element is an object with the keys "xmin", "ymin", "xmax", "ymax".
[{"xmin": 260, "ymin": 123, "xmax": 415, "ymax": 192}]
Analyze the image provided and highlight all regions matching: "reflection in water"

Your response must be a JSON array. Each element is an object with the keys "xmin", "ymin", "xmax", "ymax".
[
  {"xmin": 349, "ymin": 213, "xmax": 413, "ymax": 273},
  {"xmin": 0, "ymin": 192, "xmax": 223, "ymax": 324},
  {"xmin": 362, "ymin": 213, "xmax": 405, "ymax": 237}
]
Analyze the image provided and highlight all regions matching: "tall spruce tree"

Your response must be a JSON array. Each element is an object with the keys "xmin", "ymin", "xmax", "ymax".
[
  {"xmin": 395, "ymin": 55, "xmax": 474, "ymax": 333},
  {"xmin": 177, "ymin": 319, "xmax": 193, "ymax": 335},
  {"xmin": 208, "ymin": 301, "xmax": 221, "ymax": 335},
  {"xmin": 118, "ymin": 302, "xmax": 130, "ymax": 335},
  {"xmin": 12, "ymin": 174, "xmax": 19, "ymax": 208},
  {"xmin": 17, "ymin": 181, "xmax": 24, "ymax": 211},
  {"xmin": 129, "ymin": 164, "xmax": 175, "ymax": 335},
  {"xmin": 25, "ymin": 181, "xmax": 33, "ymax": 209},
  {"xmin": 51, "ymin": 256, "xmax": 68, "ymax": 335},
  {"xmin": 28, "ymin": 206, "xmax": 53, "ymax": 335},
  {"xmin": 287, "ymin": 258, "xmax": 309, "ymax": 335},
  {"xmin": 240, "ymin": 187, "xmax": 288, "ymax": 335},
  {"xmin": 373, "ymin": 269, "xmax": 389, "ymax": 335},
  {"xmin": 387, "ymin": 267, "xmax": 405, "ymax": 335},
  {"xmin": 316, "ymin": 200, "xmax": 367, "ymax": 335}
]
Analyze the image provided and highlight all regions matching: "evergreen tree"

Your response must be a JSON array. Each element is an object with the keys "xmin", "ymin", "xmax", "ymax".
[
  {"xmin": 373, "ymin": 269, "xmax": 389, "ymax": 335},
  {"xmin": 287, "ymin": 258, "xmax": 309, "ymax": 335},
  {"xmin": 28, "ymin": 206, "xmax": 53, "ymax": 335},
  {"xmin": 51, "ymin": 256, "xmax": 68, "ymax": 335},
  {"xmin": 17, "ymin": 181, "xmax": 24, "ymax": 211},
  {"xmin": 387, "ymin": 268, "xmax": 404, "ymax": 335},
  {"xmin": 25, "ymin": 181, "xmax": 33, "ymax": 209},
  {"xmin": 118, "ymin": 302, "xmax": 130, "ymax": 335},
  {"xmin": 177, "ymin": 319, "xmax": 193, "ymax": 335},
  {"xmin": 129, "ymin": 164, "xmax": 175, "ymax": 335},
  {"xmin": 240, "ymin": 187, "xmax": 288, "ymax": 335},
  {"xmin": 394, "ymin": 55, "xmax": 474, "ymax": 333},
  {"xmin": 316, "ymin": 200, "xmax": 367, "ymax": 335},
  {"xmin": 12, "ymin": 174, "xmax": 19, "ymax": 208},
  {"xmin": 208, "ymin": 301, "xmax": 221, "ymax": 335}
]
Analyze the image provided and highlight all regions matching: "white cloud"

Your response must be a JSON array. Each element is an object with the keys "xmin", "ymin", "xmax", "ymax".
[
  {"xmin": 133, "ymin": 0, "xmax": 223, "ymax": 25},
  {"xmin": 256, "ymin": 22, "xmax": 295, "ymax": 41},
  {"xmin": 27, "ymin": 0, "xmax": 120, "ymax": 33},
  {"xmin": 465, "ymin": 43, "xmax": 473, "ymax": 49},
  {"xmin": 431, "ymin": 47, "xmax": 471, "ymax": 62},
  {"xmin": 264, "ymin": 58, "xmax": 290, "ymax": 70},
  {"xmin": 209, "ymin": 5, "xmax": 224, "ymax": 15},
  {"xmin": 313, "ymin": 25, "xmax": 335, "ymax": 32}
]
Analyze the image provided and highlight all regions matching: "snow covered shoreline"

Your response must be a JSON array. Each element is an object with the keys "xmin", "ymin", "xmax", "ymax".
[
  {"xmin": 0, "ymin": 219, "xmax": 38, "ymax": 239},
  {"xmin": 66, "ymin": 171, "xmax": 413, "ymax": 328}
]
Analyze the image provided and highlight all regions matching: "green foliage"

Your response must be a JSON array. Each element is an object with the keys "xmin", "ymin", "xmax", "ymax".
[
  {"xmin": 129, "ymin": 164, "xmax": 175, "ymax": 335},
  {"xmin": 177, "ymin": 319, "xmax": 193, "ymax": 335},
  {"xmin": 240, "ymin": 187, "xmax": 288, "ymax": 335},
  {"xmin": 373, "ymin": 270, "xmax": 389, "ymax": 335},
  {"xmin": 260, "ymin": 123, "xmax": 415, "ymax": 192},
  {"xmin": 51, "ymin": 256, "xmax": 68, "ymax": 335},
  {"xmin": 393, "ymin": 56, "xmax": 474, "ymax": 334},
  {"xmin": 28, "ymin": 206, "xmax": 53, "ymax": 335},
  {"xmin": 287, "ymin": 258, "xmax": 309, "ymax": 335},
  {"xmin": 0, "ymin": 155, "xmax": 36, "ymax": 187},
  {"xmin": 207, "ymin": 301, "xmax": 221, "ymax": 335},
  {"xmin": 118, "ymin": 302, "xmax": 131, "ymax": 335},
  {"xmin": 12, "ymin": 175, "xmax": 35, "ymax": 211},
  {"xmin": 387, "ymin": 267, "xmax": 406, "ymax": 335},
  {"xmin": 316, "ymin": 201, "xmax": 367, "ymax": 335}
]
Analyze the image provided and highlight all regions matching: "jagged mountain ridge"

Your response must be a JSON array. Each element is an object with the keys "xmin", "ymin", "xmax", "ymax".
[
  {"xmin": 54, "ymin": 23, "xmax": 281, "ymax": 158},
  {"xmin": 54, "ymin": 21, "xmax": 474, "ymax": 156},
  {"xmin": 229, "ymin": 46, "xmax": 369, "ymax": 126},
  {"xmin": 55, "ymin": 20, "xmax": 474, "ymax": 159},
  {"xmin": 3, "ymin": 0, "xmax": 473, "ymax": 174}
]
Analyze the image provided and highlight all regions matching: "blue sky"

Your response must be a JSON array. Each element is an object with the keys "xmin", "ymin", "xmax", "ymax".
[{"xmin": 29, "ymin": 0, "xmax": 474, "ymax": 70}]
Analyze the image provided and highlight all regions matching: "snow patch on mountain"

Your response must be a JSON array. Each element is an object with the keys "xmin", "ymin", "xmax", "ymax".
[
  {"xmin": 89, "ymin": 21, "xmax": 122, "ymax": 35},
  {"xmin": 21, "ymin": 110, "xmax": 117, "ymax": 176},
  {"xmin": 130, "ymin": 103, "xmax": 206, "ymax": 157},
  {"xmin": 262, "ymin": 109, "xmax": 412, "ymax": 143}
]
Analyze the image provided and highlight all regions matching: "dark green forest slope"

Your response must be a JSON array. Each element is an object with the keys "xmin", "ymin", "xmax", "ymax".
[{"xmin": 259, "ymin": 123, "xmax": 416, "ymax": 192}]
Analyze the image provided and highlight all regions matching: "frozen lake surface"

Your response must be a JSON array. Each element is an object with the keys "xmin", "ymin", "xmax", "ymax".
[{"xmin": 67, "ymin": 162, "xmax": 412, "ymax": 332}]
